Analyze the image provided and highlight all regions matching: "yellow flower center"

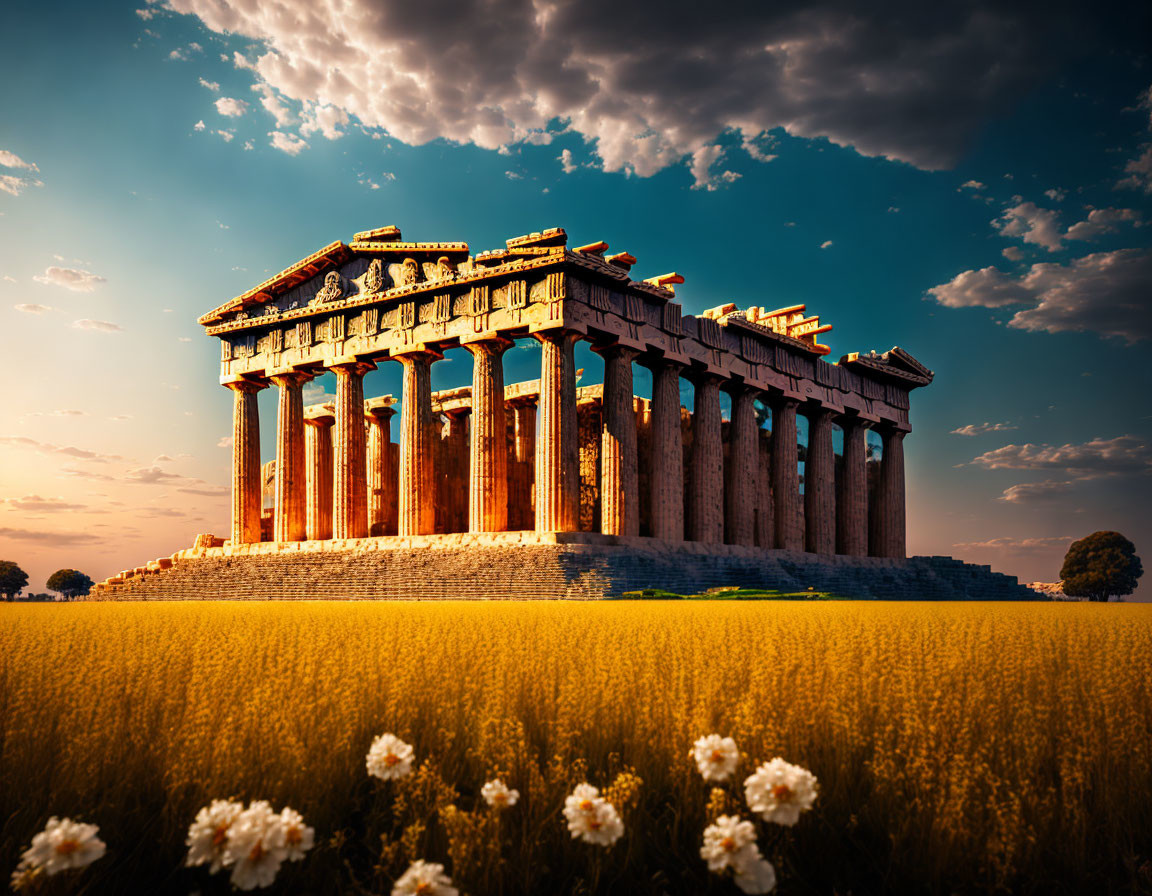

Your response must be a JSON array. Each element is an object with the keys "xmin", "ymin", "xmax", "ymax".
[
  {"xmin": 249, "ymin": 842, "xmax": 265, "ymax": 862},
  {"xmin": 384, "ymin": 753, "xmax": 401, "ymax": 767},
  {"xmin": 772, "ymin": 784, "xmax": 793, "ymax": 802},
  {"xmin": 710, "ymin": 749, "xmax": 726, "ymax": 763},
  {"xmin": 493, "ymin": 793, "xmax": 507, "ymax": 805},
  {"xmin": 415, "ymin": 883, "xmax": 433, "ymax": 895},
  {"xmin": 56, "ymin": 839, "xmax": 80, "ymax": 856},
  {"xmin": 579, "ymin": 799, "xmax": 595, "ymax": 812},
  {"xmin": 212, "ymin": 824, "xmax": 230, "ymax": 847},
  {"xmin": 720, "ymin": 836, "xmax": 737, "ymax": 852}
]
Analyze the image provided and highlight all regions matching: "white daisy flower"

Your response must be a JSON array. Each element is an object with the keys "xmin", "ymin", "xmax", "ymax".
[
  {"xmin": 700, "ymin": 815, "xmax": 759, "ymax": 873},
  {"xmin": 734, "ymin": 854, "xmax": 778, "ymax": 894},
  {"xmin": 277, "ymin": 807, "xmax": 314, "ymax": 861},
  {"xmin": 186, "ymin": 799, "xmax": 245, "ymax": 872},
  {"xmin": 19, "ymin": 816, "xmax": 106, "ymax": 876},
  {"xmin": 693, "ymin": 734, "xmax": 740, "ymax": 782},
  {"xmin": 744, "ymin": 758, "xmax": 818, "ymax": 826},
  {"xmin": 562, "ymin": 784, "xmax": 624, "ymax": 846},
  {"xmin": 481, "ymin": 778, "xmax": 520, "ymax": 809},
  {"xmin": 224, "ymin": 801, "xmax": 288, "ymax": 891},
  {"xmin": 367, "ymin": 733, "xmax": 415, "ymax": 781},
  {"xmin": 392, "ymin": 859, "xmax": 459, "ymax": 896}
]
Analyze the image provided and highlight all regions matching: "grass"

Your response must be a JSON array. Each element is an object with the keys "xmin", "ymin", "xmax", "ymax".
[{"xmin": 2, "ymin": 601, "xmax": 1151, "ymax": 895}]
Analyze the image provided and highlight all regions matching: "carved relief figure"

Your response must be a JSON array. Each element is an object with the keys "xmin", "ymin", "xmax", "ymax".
[
  {"xmin": 313, "ymin": 270, "xmax": 344, "ymax": 304},
  {"xmin": 400, "ymin": 258, "xmax": 419, "ymax": 286},
  {"xmin": 363, "ymin": 258, "xmax": 386, "ymax": 293}
]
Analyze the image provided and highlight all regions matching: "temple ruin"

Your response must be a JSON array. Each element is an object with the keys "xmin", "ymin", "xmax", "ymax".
[{"xmin": 91, "ymin": 226, "xmax": 1036, "ymax": 600}]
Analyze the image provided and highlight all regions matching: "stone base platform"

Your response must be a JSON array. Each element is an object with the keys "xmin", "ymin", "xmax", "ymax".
[{"xmin": 90, "ymin": 532, "xmax": 1040, "ymax": 601}]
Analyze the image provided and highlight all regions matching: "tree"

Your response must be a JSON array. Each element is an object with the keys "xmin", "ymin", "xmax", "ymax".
[
  {"xmin": 1060, "ymin": 531, "xmax": 1143, "ymax": 602},
  {"xmin": 46, "ymin": 568, "xmax": 94, "ymax": 600},
  {"xmin": 0, "ymin": 561, "xmax": 29, "ymax": 601}
]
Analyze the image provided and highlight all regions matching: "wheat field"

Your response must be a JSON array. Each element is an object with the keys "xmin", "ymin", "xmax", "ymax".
[{"xmin": 2, "ymin": 601, "xmax": 1151, "ymax": 894}]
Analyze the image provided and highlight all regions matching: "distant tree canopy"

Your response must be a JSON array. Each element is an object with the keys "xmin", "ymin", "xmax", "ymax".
[
  {"xmin": 0, "ymin": 561, "xmax": 29, "ymax": 600},
  {"xmin": 1060, "ymin": 532, "xmax": 1143, "ymax": 602},
  {"xmin": 47, "ymin": 568, "xmax": 94, "ymax": 600}
]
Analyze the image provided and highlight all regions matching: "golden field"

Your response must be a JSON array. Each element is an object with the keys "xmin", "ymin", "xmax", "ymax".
[{"xmin": 2, "ymin": 601, "xmax": 1151, "ymax": 895}]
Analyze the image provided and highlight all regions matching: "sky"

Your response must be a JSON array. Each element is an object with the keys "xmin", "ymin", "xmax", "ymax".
[{"xmin": 1, "ymin": 0, "xmax": 1150, "ymax": 596}]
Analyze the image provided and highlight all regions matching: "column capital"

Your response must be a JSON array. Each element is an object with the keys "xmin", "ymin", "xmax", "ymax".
[
  {"xmin": 531, "ymin": 328, "xmax": 581, "ymax": 348},
  {"xmin": 802, "ymin": 401, "xmax": 837, "ymax": 422},
  {"xmin": 685, "ymin": 367, "xmax": 725, "ymax": 387},
  {"xmin": 836, "ymin": 410, "xmax": 871, "ymax": 430},
  {"xmin": 364, "ymin": 396, "xmax": 397, "ymax": 421},
  {"xmin": 268, "ymin": 368, "xmax": 316, "ymax": 388},
  {"xmin": 876, "ymin": 420, "xmax": 911, "ymax": 437},
  {"xmin": 391, "ymin": 346, "xmax": 444, "ymax": 365},
  {"xmin": 723, "ymin": 379, "xmax": 761, "ymax": 398},
  {"xmin": 461, "ymin": 334, "xmax": 513, "ymax": 357},
  {"xmin": 770, "ymin": 394, "xmax": 801, "ymax": 411},
  {"xmin": 222, "ymin": 375, "xmax": 269, "ymax": 394},
  {"xmin": 328, "ymin": 358, "xmax": 378, "ymax": 377},
  {"xmin": 590, "ymin": 341, "xmax": 641, "ymax": 361},
  {"xmin": 304, "ymin": 402, "xmax": 335, "ymax": 426}
]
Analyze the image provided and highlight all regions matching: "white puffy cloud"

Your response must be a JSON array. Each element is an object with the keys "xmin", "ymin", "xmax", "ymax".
[
  {"xmin": 927, "ymin": 249, "xmax": 1152, "ymax": 342},
  {"xmin": 268, "ymin": 131, "xmax": 307, "ymax": 156},
  {"xmin": 1044, "ymin": 188, "xmax": 1066, "ymax": 201},
  {"xmin": 33, "ymin": 266, "xmax": 106, "ymax": 292},
  {"xmin": 193, "ymin": 119, "xmax": 206, "ymax": 131},
  {"xmin": 214, "ymin": 96, "xmax": 249, "ymax": 117},
  {"xmin": 73, "ymin": 319, "xmax": 124, "ymax": 332},
  {"xmin": 1117, "ymin": 145, "xmax": 1152, "ymax": 194},
  {"xmin": 960, "ymin": 180, "xmax": 986, "ymax": 191},
  {"xmin": 993, "ymin": 202, "xmax": 1065, "ymax": 251},
  {"xmin": 299, "ymin": 103, "xmax": 349, "ymax": 140},
  {"xmin": 159, "ymin": 0, "xmax": 1137, "ymax": 185},
  {"xmin": 1, "ymin": 495, "xmax": 88, "ymax": 513},
  {"xmin": 253, "ymin": 84, "xmax": 294, "ymax": 128},
  {"xmin": 1063, "ymin": 207, "xmax": 1142, "ymax": 241},
  {"xmin": 0, "ymin": 173, "xmax": 44, "ymax": 196},
  {"xmin": 820, "ymin": 240, "xmax": 834, "ymax": 249},
  {"xmin": 14, "ymin": 303, "xmax": 54, "ymax": 314},
  {"xmin": 951, "ymin": 422, "xmax": 1017, "ymax": 436},
  {"xmin": 998, "ymin": 479, "xmax": 1077, "ymax": 503},
  {"xmin": 558, "ymin": 148, "xmax": 576, "ymax": 174},
  {"xmin": 199, "ymin": 77, "xmax": 219, "ymax": 91},
  {"xmin": 971, "ymin": 436, "xmax": 1152, "ymax": 477}
]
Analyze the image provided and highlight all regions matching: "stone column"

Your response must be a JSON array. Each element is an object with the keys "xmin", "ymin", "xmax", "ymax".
[
  {"xmin": 837, "ymin": 416, "xmax": 869, "ymax": 556},
  {"xmin": 804, "ymin": 406, "xmax": 836, "ymax": 554},
  {"xmin": 725, "ymin": 386, "xmax": 758, "ymax": 546},
  {"xmin": 224, "ymin": 379, "xmax": 266, "ymax": 545},
  {"xmin": 270, "ymin": 370, "xmax": 313, "ymax": 542},
  {"xmin": 512, "ymin": 400, "xmax": 536, "ymax": 464},
  {"xmin": 365, "ymin": 401, "xmax": 396, "ymax": 537},
  {"xmin": 534, "ymin": 330, "xmax": 580, "ymax": 532},
  {"xmin": 331, "ymin": 360, "xmax": 375, "ymax": 539},
  {"xmin": 597, "ymin": 345, "xmax": 640, "ymax": 536},
  {"xmin": 875, "ymin": 426, "xmax": 907, "ymax": 559},
  {"xmin": 649, "ymin": 361, "xmax": 684, "ymax": 541},
  {"xmin": 756, "ymin": 429, "xmax": 774, "ymax": 548},
  {"xmin": 304, "ymin": 407, "xmax": 334, "ymax": 541},
  {"xmin": 396, "ymin": 349, "xmax": 440, "ymax": 536},
  {"xmin": 688, "ymin": 374, "xmax": 724, "ymax": 543},
  {"xmin": 465, "ymin": 337, "xmax": 512, "ymax": 533},
  {"xmin": 771, "ymin": 397, "xmax": 803, "ymax": 551}
]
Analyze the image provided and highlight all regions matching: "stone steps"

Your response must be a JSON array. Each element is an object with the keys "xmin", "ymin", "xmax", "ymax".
[{"xmin": 95, "ymin": 540, "xmax": 1041, "ymax": 601}]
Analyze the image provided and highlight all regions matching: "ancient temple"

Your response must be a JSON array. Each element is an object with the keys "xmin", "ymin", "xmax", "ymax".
[{"xmin": 90, "ymin": 225, "xmax": 1032, "ymax": 601}]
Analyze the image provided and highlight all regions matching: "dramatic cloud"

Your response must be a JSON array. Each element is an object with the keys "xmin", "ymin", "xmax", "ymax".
[
  {"xmin": 927, "ymin": 249, "xmax": 1152, "ymax": 342},
  {"xmin": 953, "ymin": 535, "xmax": 1074, "ymax": 553},
  {"xmin": 1118, "ymin": 145, "xmax": 1152, "ymax": 194},
  {"xmin": 2, "ymin": 495, "xmax": 88, "ymax": 513},
  {"xmin": 33, "ymin": 266, "xmax": 106, "ymax": 292},
  {"xmin": 268, "ymin": 131, "xmax": 307, "ymax": 156},
  {"xmin": 214, "ymin": 96, "xmax": 249, "ymax": 117},
  {"xmin": 0, "ymin": 527, "xmax": 101, "ymax": 546},
  {"xmin": 951, "ymin": 422, "xmax": 1018, "ymax": 436},
  {"xmin": 73, "ymin": 319, "xmax": 124, "ymax": 333},
  {"xmin": 971, "ymin": 436, "xmax": 1152, "ymax": 477},
  {"xmin": 160, "ymin": 0, "xmax": 1141, "ymax": 186}
]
